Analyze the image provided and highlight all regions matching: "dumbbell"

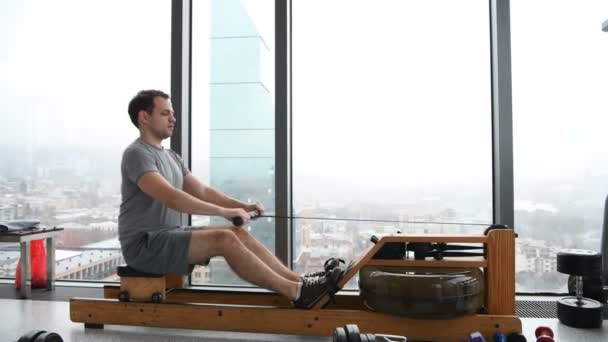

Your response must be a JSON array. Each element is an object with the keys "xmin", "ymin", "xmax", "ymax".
[
  {"xmin": 473, "ymin": 331, "xmax": 526, "ymax": 342},
  {"xmin": 333, "ymin": 324, "xmax": 407, "ymax": 342},
  {"xmin": 506, "ymin": 332, "xmax": 527, "ymax": 342},
  {"xmin": 17, "ymin": 330, "xmax": 63, "ymax": 342},
  {"xmin": 493, "ymin": 332, "xmax": 506, "ymax": 342},
  {"xmin": 567, "ymin": 275, "xmax": 607, "ymax": 303},
  {"xmin": 556, "ymin": 249, "xmax": 603, "ymax": 328},
  {"xmin": 468, "ymin": 331, "xmax": 525, "ymax": 342},
  {"xmin": 466, "ymin": 331, "xmax": 485, "ymax": 342},
  {"xmin": 534, "ymin": 326, "xmax": 553, "ymax": 342}
]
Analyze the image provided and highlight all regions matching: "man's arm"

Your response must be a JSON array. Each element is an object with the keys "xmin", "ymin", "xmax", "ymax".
[
  {"xmin": 137, "ymin": 171, "xmax": 248, "ymax": 221},
  {"xmin": 183, "ymin": 173, "xmax": 261, "ymax": 213}
]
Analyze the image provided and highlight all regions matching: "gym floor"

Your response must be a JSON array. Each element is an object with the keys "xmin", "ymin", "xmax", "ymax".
[{"xmin": 1, "ymin": 284, "xmax": 606, "ymax": 342}]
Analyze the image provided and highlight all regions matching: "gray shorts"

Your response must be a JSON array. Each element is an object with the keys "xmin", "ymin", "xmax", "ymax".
[{"xmin": 122, "ymin": 227, "xmax": 194, "ymax": 275}]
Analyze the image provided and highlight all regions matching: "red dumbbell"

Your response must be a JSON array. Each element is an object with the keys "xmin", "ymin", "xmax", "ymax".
[{"xmin": 534, "ymin": 326, "xmax": 554, "ymax": 342}]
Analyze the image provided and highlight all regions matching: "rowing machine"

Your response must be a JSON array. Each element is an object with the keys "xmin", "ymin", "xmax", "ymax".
[{"xmin": 70, "ymin": 226, "xmax": 521, "ymax": 341}]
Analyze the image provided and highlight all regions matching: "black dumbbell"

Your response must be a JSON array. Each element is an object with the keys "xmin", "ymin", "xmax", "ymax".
[
  {"xmin": 18, "ymin": 331, "xmax": 45, "ymax": 342},
  {"xmin": 567, "ymin": 275, "xmax": 606, "ymax": 303},
  {"xmin": 333, "ymin": 324, "xmax": 407, "ymax": 342},
  {"xmin": 18, "ymin": 330, "xmax": 63, "ymax": 342},
  {"xmin": 556, "ymin": 249, "xmax": 603, "ymax": 328},
  {"xmin": 334, "ymin": 326, "xmax": 348, "ymax": 342},
  {"xmin": 506, "ymin": 332, "xmax": 527, "ymax": 342},
  {"xmin": 345, "ymin": 324, "xmax": 361, "ymax": 342},
  {"xmin": 33, "ymin": 332, "xmax": 63, "ymax": 342}
]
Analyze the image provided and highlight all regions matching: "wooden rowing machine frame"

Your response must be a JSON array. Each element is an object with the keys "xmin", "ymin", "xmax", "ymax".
[{"xmin": 70, "ymin": 226, "xmax": 521, "ymax": 342}]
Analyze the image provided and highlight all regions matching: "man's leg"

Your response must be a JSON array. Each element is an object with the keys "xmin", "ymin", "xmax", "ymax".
[
  {"xmin": 229, "ymin": 226, "xmax": 302, "ymax": 282},
  {"xmin": 188, "ymin": 228, "xmax": 299, "ymax": 299}
]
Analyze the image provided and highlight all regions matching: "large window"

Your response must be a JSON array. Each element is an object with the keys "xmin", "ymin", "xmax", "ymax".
[
  {"xmin": 0, "ymin": 0, "xmax": 170, "ymax": 281},
  {"xmin": 5, "ymin": 0, "xmax": 604, "ymax": 297},
  {"xmin": 511, "ymin": 0, "xmax": 608, "ymax": 292},
  {"xmin": 191, "ymin": 0, "xmax": 275, "ymax": 286},
  {"xmin": 292, "ymin": 0, "xmax": 493, "ymax": 286}
]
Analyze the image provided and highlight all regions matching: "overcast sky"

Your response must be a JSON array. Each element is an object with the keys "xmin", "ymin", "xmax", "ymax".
[
  {"xmin": 0, "ymin": 0, "xmax": 171, "ymax": 152},
  {"xmin": 291, "ymin": 0, "xmax": 608, "ymax": 186},
  {"xmin": 1, "ymin": 0, "xmax": 607, "ymax": 188}
]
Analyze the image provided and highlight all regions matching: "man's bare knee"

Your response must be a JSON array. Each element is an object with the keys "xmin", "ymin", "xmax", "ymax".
[
  {"xmin": 189, "ymin": 229, "xmax": 239, "ymax": 263},
  {"xmin": 230, "ymin": 226, "xmax": 251, "ymax": 240},
  {"xmin": 215, "ymin": 229, "xmax": 241, "ymax": 252}
]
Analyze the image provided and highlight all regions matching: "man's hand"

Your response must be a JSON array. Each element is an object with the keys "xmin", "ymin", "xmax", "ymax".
[
  {"xmin": 245, "ymin": 202, "xmax": 265, "ymax": 218},
  {"xmin": 222, "ymin": 208, "xmax": 251, "ymax": 226}
]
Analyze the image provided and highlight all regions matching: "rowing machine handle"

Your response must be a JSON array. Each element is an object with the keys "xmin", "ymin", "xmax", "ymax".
[
  {"xmin": 232, "ymin": 216, "xmax": 244, "ymax": 226},
  {"xmin": 232, "ymin": 210, "xmax": 261, "ymax": 226}
]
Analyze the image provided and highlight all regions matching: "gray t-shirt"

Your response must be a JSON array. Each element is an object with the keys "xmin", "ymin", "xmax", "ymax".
[{"xmin": 118, "ymin": 138, "xmax": 189, "ymax": 249}]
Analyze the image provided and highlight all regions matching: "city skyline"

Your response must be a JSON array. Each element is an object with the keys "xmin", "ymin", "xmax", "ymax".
[{"xmin": 1, "ymin": 148, "xmax": 605, "ymax": 292}]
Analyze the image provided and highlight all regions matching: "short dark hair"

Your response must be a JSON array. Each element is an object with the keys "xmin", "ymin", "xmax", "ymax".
[{"xmin": 127, "ymin": 89, "xmax": 170, "ymax": 128}]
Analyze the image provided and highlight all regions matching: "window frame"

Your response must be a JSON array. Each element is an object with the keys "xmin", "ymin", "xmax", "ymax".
[{"xmin": 172, "ymin": 0, "xmax": 514, "ymax": 272}]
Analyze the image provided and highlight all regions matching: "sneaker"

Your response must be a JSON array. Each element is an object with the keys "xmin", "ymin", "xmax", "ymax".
[
  {"xmin": 302, "ymin": 270, "xmax": 326, "ymax": 278},
  {"xmin": 302, "ymin": 258, "xmax": 345, "ymax": 278},
  {"xmin": 292, "ymin": 275, "xmax": 331, "ymax": 309}
]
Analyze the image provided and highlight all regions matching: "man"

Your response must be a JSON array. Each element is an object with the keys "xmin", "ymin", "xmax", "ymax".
[{"xmin": 118, "ymin": 89, "xmax": 339, "ymax": 309}]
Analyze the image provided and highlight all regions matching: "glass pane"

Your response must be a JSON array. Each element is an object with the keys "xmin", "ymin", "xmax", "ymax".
[
  {"xmin": 511, "ymin": 0, "xmax": 608, "ymax": 292},
  {"xmin": 191, "ymin": 0, "xmax": 275, "ymax": 286},
  {"xmin": 0, "ymin": 0, "xmax": 170, "ymax": 280},
  {"xmin": 292, "ymin": 0, "xmax": 492, "ymax": 282}
]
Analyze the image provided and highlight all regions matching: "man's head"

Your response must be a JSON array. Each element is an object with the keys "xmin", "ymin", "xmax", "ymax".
[{"xmin": 127, "ymin": 90, "xmax": 175, "ymax": 140}]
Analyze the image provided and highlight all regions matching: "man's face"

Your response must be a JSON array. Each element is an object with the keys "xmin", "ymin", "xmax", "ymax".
[{"xmin": 142, "ymin": 97, "xmax": 176, "ymax": 140}]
